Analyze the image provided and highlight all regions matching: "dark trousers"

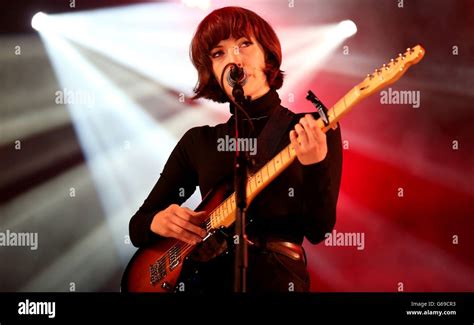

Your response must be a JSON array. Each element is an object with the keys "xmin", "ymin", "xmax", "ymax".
[{"xmin": 176, "ymin": 244, "xmax": 310, "ymax": 293}]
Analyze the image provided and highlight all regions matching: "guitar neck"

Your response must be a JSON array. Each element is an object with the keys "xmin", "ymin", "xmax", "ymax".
[
  {"xmin": 207, "ymin": 44, "xmax": 425, "ymax": 230},
  {"xmin": 208, "ymin": 87, "xmax": 358, "ymax": 230}
]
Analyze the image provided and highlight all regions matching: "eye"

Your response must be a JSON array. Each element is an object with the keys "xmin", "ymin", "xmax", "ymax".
[
  {"xmin": 240, "ymin": 41, "xmax": 253, "ymax": 48},
  {"xmin": 210, "ymin": 50, "xmax": 224, "ymax": 59}
]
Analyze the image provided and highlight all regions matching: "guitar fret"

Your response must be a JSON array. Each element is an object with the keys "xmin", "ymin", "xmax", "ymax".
[
  {"xmin": 226, "ymin": 199, "xmax": 234, "ymax": 214},
  {"xmin": 288, "ymin": 145, "xmax": 294, "ymax": 157},
  {"xmin": 280, "ymin": 149, "xmax": 286, "ymax": 163},
  {"xmin": 262, "ymin": 163, "xmax": 269, "ymax": 181},
  {"xmin": 211, "ymin": 213, "xmax": 217, "ymax": 228},
  {"xmin": 221, "ymin": 205, "xmax": 226, "ymax": 220},
  {"xmin": 275, "ymin": 153, "xmax": 281, "ymax": 169},
  {"xmin": 223, "ymin": 201, "xmax": 228, "ymax": 216},
  {"xmin": 217, "ymin": 206, "xmax": 223, "ymax": 222},
  {"xmin": 256, "ymin": 172, "xmax": 262, "ymax": 187},
  {"xmin": 214, "ymin": 207, "xmax": 221, "ymax": 224},
  {"xmin": 269, "ymin": 159, "xmax": 275, "ymax": 175},
  {"xmin": 282, "ymin": 147, "xmax": 289, "ymax": 162},
  {"xmin": 250, "ymin": 176, "xmax": 256, "ymax": 193}
]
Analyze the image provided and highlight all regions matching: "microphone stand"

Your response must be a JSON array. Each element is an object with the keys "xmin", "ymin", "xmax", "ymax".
[{"xmin": 232, "ymin": 81, "xmax": 250, "ymax": 293}]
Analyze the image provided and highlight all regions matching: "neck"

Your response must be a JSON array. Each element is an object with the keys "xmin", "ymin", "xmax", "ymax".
[
  {"xmin": 228, "ymin": 88, "xmax": 280, "ymax": 117},
  {"xmin": 247, "ymin": 85, "xmax": 271, "ymax": 101}
]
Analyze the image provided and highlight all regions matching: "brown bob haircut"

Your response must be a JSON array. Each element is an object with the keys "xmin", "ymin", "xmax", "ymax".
[{"xmin": 190, "ymin": 6, "xmax": 284, "ymax": 103}]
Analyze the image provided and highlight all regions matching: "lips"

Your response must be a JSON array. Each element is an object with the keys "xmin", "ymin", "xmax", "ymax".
[{"xmin": 240, "ymin": 74, "xmax": 249, "ymax": 86}]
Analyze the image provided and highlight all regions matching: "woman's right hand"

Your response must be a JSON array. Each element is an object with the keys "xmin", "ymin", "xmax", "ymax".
[{"xmin": 150, "ymin": 204, "xmax": 208, "ymax": 245}]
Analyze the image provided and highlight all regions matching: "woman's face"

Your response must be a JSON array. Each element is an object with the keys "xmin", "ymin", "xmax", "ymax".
[{"xmin": 210, "ymin": 35, "xmax": 270, "ymax": 101}]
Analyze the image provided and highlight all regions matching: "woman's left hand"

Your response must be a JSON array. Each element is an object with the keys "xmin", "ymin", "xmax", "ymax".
[{"xmin": 289, "ymin": 114, "xmax": 328, "ymax": 165}]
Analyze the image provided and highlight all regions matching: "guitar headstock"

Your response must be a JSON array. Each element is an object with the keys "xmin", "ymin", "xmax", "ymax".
[{"xmin": 357, "ymin": 45, "xmax": 425, "ymax": 98}]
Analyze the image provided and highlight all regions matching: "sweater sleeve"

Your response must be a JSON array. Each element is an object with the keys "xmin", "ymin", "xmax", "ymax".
[
  {"xmin": 129, "ymin": 128, "xmax": 200, "ymax": 247},
  {"xmin": 300, "ymin": 123, "xmax": 343, "ymax": 244}
]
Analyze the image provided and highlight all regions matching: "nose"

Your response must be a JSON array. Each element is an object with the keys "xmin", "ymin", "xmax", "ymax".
[{"xmin": 227, "ymin": 46, "xmax": 242, "ymax": 65}]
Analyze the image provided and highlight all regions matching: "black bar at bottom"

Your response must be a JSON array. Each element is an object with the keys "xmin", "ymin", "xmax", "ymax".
[{"xmin": 0, "ymin": 292, "xmax": 472, "ymax": 322}]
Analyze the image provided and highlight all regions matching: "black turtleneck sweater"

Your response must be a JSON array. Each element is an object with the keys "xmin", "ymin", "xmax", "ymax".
[{"xmin": 129, "ymin": 89, "xmax": 342, "ymax": 247}]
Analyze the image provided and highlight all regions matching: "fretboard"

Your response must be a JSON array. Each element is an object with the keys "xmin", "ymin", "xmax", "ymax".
[{"xmin": 207, "ymin": 87, "xmax": 358, "ymax": 230}]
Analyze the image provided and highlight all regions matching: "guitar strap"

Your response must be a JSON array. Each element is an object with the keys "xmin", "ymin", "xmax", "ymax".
[
  {"xmin": 186, "ymin": 105, "xmax": 294, "ymax": 265},
  {"xmin": 250, "ymin": 105, "xmax": 294, "ymax": 174},
  {"xmin": 209, "ymin": 104, "xmax": 294, "ymax": 188}
]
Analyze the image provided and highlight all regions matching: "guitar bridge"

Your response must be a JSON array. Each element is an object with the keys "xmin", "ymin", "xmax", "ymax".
[{"xmin": 149, "ymin": 257, "xmax": 167, "ymax": 286}]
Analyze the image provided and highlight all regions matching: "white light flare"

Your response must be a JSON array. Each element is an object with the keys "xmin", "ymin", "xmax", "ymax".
[
  {"xmin": 31, "ymin": 12, "xmax": 49, "ymax": 31},
  {"xmin": 337, "ymin": 20, "xmax": 357, "ymax": 38}
]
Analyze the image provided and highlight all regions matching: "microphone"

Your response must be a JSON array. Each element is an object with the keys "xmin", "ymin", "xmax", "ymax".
[{"xmin": 227, "ymin": 64, "xmax": 247, "ymax": 88}]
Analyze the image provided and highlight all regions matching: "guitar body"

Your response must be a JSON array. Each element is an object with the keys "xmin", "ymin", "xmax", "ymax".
[
  {"xmin": 121, "ymin": 237, "xmax": 183, "ymax": 292},
  {"xmin": 121, "ymin": 45, "xmax": 425, "ymax": 292},
  {"xmin": 121, "ymin": 177, "xmax": 234, "ymax": 292}
]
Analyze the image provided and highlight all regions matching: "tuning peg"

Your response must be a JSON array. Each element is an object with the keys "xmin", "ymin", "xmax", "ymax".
[
  {"xmin": 375, "ymin": 68, "xmax": 381, "ymax": 74},
  {"xmin": 367, "ymin": 73, "xmax": 374, "ymax": 80},
  {"xmin": 383, "ymin": 63, "xmax": 389, "ymax": 70}
]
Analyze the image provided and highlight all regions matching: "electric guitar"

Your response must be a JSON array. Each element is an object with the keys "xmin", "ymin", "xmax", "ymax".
[{"xmin": 121, "ymin": 45, "xmax": 425, "ymax": 292}]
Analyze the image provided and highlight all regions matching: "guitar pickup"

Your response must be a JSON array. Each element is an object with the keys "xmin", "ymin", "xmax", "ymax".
[
  {"xmin": 169, "ymin": 250, "xmax": 181, "ymax": 271},
  {"xmin": 150, "ymin": 258, "xmax": 167, "ymax": 285}
]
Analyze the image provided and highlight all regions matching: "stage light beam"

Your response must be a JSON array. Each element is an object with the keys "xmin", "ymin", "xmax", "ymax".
[
  {"xmin": 337, "ymin": 20, "xmax": 357, "ymax": 38},
  {"xmin": 31, "ymin": 12, "xmax": 48, "ymax": 31}
]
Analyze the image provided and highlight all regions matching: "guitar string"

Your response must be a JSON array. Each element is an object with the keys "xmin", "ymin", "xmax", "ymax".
[
  {"xmin": 165, "ymin": 178, "xmax": 250, "ymax": 259},
  {"xmin": 162, "ymin": 50, "xmax": 424, "ymax": 270},
  {"xmin": 166, "ymin": 110, "xmax": 335, "ymax": 264},
  {"xmin": 164, "ymin": 147, "xmax": 296, "ymax": 266},
  {"xmin": 166, "ymin": 199, "xmax": 224, "ymax": 257},
  {"xmin": 164, "ymin": 116, "xmax": 354, "ymax": 272},
  {"xmin": 164, "ymin": 182, "xmax": 248, "ymax": 262},
  {"xmin": 164, "ymin": 156, "xmax": 305, "ymax": 281},
  {"xmin": 165, "ymin": 198, "xmax": 228, "ymax": 259},
  {"xmin": 160, "ymin": 153, "xmax": 294, "ymax": 274},
  {"xmin": 168, "ymin": 54, "xmax": 412, "ymax": 261},
  {"xmin": 168, "ymin": 162, "xmax": 278, "ymax": 261}
]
